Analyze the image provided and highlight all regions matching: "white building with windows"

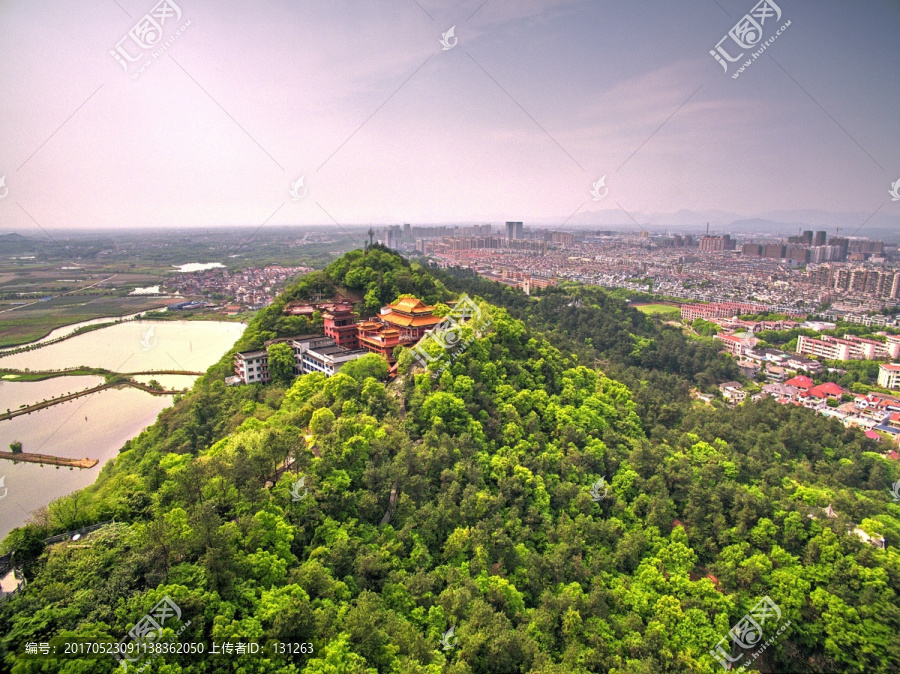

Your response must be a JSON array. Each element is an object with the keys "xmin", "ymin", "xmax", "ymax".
[
  {"xmin": 292, "ymin": 336, "xmax": 369, "ymax": 377},
  {"xmin": 878, "ymin": 363, "xmax": 900, "ymax": 390},
  {"xmin": 797, "ymin": 334, "xmax": 900, "ymax": 361},
  {"xmin": 233, "ymin": 350, "xmax": 269, "ymax": 384},
  {"xmin": 231, "ymin": 335, "xmax": 370, "ymax": 385}
]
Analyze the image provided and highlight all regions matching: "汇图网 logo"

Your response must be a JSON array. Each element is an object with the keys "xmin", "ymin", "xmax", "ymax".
[
  {"xmin": 289, "ymin": 177, "xmax": 308, "ymax": 201},
  {"xmin": 140, "ymin": 325, "xmax": 157, "ymax": 351},
  {"xmin": 588, "ymin": 476, "xmax": 609, "ymax": 501},
  {"xmin": 411, "ymin": 295, "xmax": 490, "ymax": 376},
  {"xmin": 889, "ymin": 179, "xmax": 900, "ymax": 202},
  {"xmin": 590, "ymin": 176, "xmax": 608, "ymax": 201},
  {"xmin": 710, "ymin": 0, "xmax": 789, "ymax": 78},
  {"xmin": 115, "ymin": 595, "xmax": 191, "ymax": 669},
  {"xmin": 440, "ymin": 26, "xmax": 458, "ymax": 51},
  {"xmin": 710, "ymin": 596, "xmax": 790, "ymax": 670},
  {"xmin": 290, "ymin": 475, "xmax": 309, "ymax": 501},
  {"xmin": 440, "ymin": 625, "xmax": 458, "ymax": 650},
  {"xmin": 110, "ymin": 0, "xmax": 191, "ymax": 79}
]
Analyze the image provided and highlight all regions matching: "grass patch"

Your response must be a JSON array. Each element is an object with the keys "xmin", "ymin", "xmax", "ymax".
[{"xmin": 635, "ymin": 303, "xmax": 681, "ymax": 317}]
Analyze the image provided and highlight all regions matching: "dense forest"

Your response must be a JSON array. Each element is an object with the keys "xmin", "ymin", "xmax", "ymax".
[
  {"xmin": 427, "ymin": 265, "xmax": 739, "ymax": 434},
  {"xmin": 1, "ymin": 249, "xmax": 898, "ymax": 673}
]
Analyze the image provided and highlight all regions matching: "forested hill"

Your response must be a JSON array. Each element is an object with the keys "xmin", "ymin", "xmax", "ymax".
[
  {"xmin": 424, "ymin": 265, "xmax": 740, "ymax": 434},
  {"xmin": 1, "ymin": 249, "xmax": 899, "ymax": 673}
]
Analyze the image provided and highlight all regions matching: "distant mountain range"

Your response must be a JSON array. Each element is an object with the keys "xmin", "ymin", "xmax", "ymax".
[{"xmin": 0, "ymin": 232, "xmax": 41, "ymax": 254}]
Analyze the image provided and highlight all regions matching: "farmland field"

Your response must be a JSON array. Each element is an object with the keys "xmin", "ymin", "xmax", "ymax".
[{"xmin": 0, "ymin": 295, "xmax": 171, "ymax": 347}]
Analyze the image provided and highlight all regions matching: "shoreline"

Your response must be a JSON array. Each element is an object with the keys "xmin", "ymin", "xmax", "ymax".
[
  {"xmin": 0, "ymin": 310, "xmax": 247, "ymax": 355},
  {"xmin": 0, "ymin": 310, "xmax": 164, "ymax": 355}
]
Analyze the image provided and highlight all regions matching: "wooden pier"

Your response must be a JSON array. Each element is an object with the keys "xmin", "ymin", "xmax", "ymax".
[
  {"xmin": 0, "ymin": 373, "xmax": 198, "ymax": 422},
  {"xmin": 0, "ymin": 451, "xmax": 98, "ymax": 469}
]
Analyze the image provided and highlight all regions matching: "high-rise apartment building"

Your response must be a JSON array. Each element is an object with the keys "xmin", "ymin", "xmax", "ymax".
[
  {"xmin": 506, "ymin": 221, "xmax": 524, "ymax": 240},
  {"xmin": 785, "ymin": 246, "xmax": 809, "ymax": 262},
  {"xmin": 699, "ymin": 235, "xmax": 734, "ymax": 252},
  {"xmin": 829, "ymin": 237, "xmax": 849, "ymax": 261},
  {"xmin": 808, "ymin": 265, "xmax": 833, "ymax": 287},
  {"xmin": 742, "ymin": 243, "xmax": 762, "ymax": 256}
]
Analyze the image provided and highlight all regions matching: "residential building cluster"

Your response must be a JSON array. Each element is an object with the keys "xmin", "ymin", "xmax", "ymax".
[
  {"xmin": 711, "ymin": 317, "xmax": 900, "ymax": 375},
  {"xmin": 681, "ymin": 302, "xmax": 771, "ymax": 322},
  {"xmin": 420, "ymin": 227, "xmax": 899, "ymax": 321},
  {"xmin": 375, "ymin": 221, "xmax": 577, "ymax": 258},
  {"xmin": 806, "ymin": 265, "xmax": 900, "ymax": 299},
  {"xmin": 165, "ymin": 265, "xmax": 311, "ymax": 310},
  {"xmin": 421, "ymin": 237, "xmax": 548, "ymax": 256},
  {"xmin": 710, "ymin": 317, "xmax": 900, "ymax": 443},
  {"xmin": 716, "ymin": 369, "xmax": 900, "ymax": 444},
  {"xmin": 741, "ymin": 231, "xmax": 885, "ymax": 264}
]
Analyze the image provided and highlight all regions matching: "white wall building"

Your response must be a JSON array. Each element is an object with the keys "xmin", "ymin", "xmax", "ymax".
[
  {"xmin": 232, "ymin": 335, "xmax": 370, "ymax": 385},
  {"xmin": 878, "ymin": 364, "xmax": 900, "ymax": 390}
]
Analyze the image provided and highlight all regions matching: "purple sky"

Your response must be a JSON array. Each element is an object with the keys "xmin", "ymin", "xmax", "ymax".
[{"xmin": 0, "ymin": 0, "xmax": 898, "ymax": 230}]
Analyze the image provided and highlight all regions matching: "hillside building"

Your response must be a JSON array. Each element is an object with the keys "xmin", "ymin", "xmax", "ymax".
[
  {"xmin": 323, "ymin": 308, "xmax": 361, "ymax": 349},
  {"xmin": 878, "ymin": 364, "xmax": 900, "ymax": 390},
  {"xmin": 796, "ymin": 334, "xmax": 900, "ymax": 361},
  {"xmin": 230, "ymin": 334, "xmax": 368, "ymax": 385}
]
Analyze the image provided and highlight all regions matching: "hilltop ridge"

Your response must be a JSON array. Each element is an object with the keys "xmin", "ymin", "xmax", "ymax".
[{"xmin": 0, "ymin": 249, "xmax": 898, "ymax": 673}]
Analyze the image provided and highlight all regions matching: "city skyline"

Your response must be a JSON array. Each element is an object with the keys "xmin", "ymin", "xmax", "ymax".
[{"xmin": 1, "ymin": 0, "xmax": 899, "ymax": 231}]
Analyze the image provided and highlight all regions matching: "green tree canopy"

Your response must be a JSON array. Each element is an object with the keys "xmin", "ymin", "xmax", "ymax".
[
  {"xmin": 267, "ymin": 342, "xmax": 296, "ymax": 385},
  {"xmin": 339, "ymin": 354, "xmax": 389, "ymax": 383}
]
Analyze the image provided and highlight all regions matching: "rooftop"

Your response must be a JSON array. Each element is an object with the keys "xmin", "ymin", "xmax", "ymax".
[
  {"xmin": 387, "ymin": 297, "xmax": 436, "ymax": 315},
  {"xmin": 785, "ymin": 376, "xmax": 814, "ymax": 389},
  {"xmin": 809, "ymin": 383, "xmax": 845, "ymax": 398},
  {"xmin": 236, "ymin": 350, "xmax": 267, "ymax": 359}
]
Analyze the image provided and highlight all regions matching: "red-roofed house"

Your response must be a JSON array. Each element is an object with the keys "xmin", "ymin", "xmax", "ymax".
[
  {"xmin": 889, "ymin": 412, "xmax": 900, "ymax": 432},
  {"xmin": 715, "ymin": 334, "xmax": 745, "ymax": 357},
  {"xmin": 785, "ymin": 375, "xmax": 814, "ymax": 391},
  {"xmin": 864, "ymin": 430, "xmax": 881, "ymax": 441},
  {"xmin": 808, "ymin": 383, "xmax": 846, "ymax": 400},
  {"xmin": 856, "ymin": 393, "xmax": 900, "ymax": 420}
]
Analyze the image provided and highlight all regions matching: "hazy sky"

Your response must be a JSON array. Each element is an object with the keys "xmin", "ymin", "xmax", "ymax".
[{"xmin": 1, "ymin": 0, "xmax": 898, "ymax": 230}]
